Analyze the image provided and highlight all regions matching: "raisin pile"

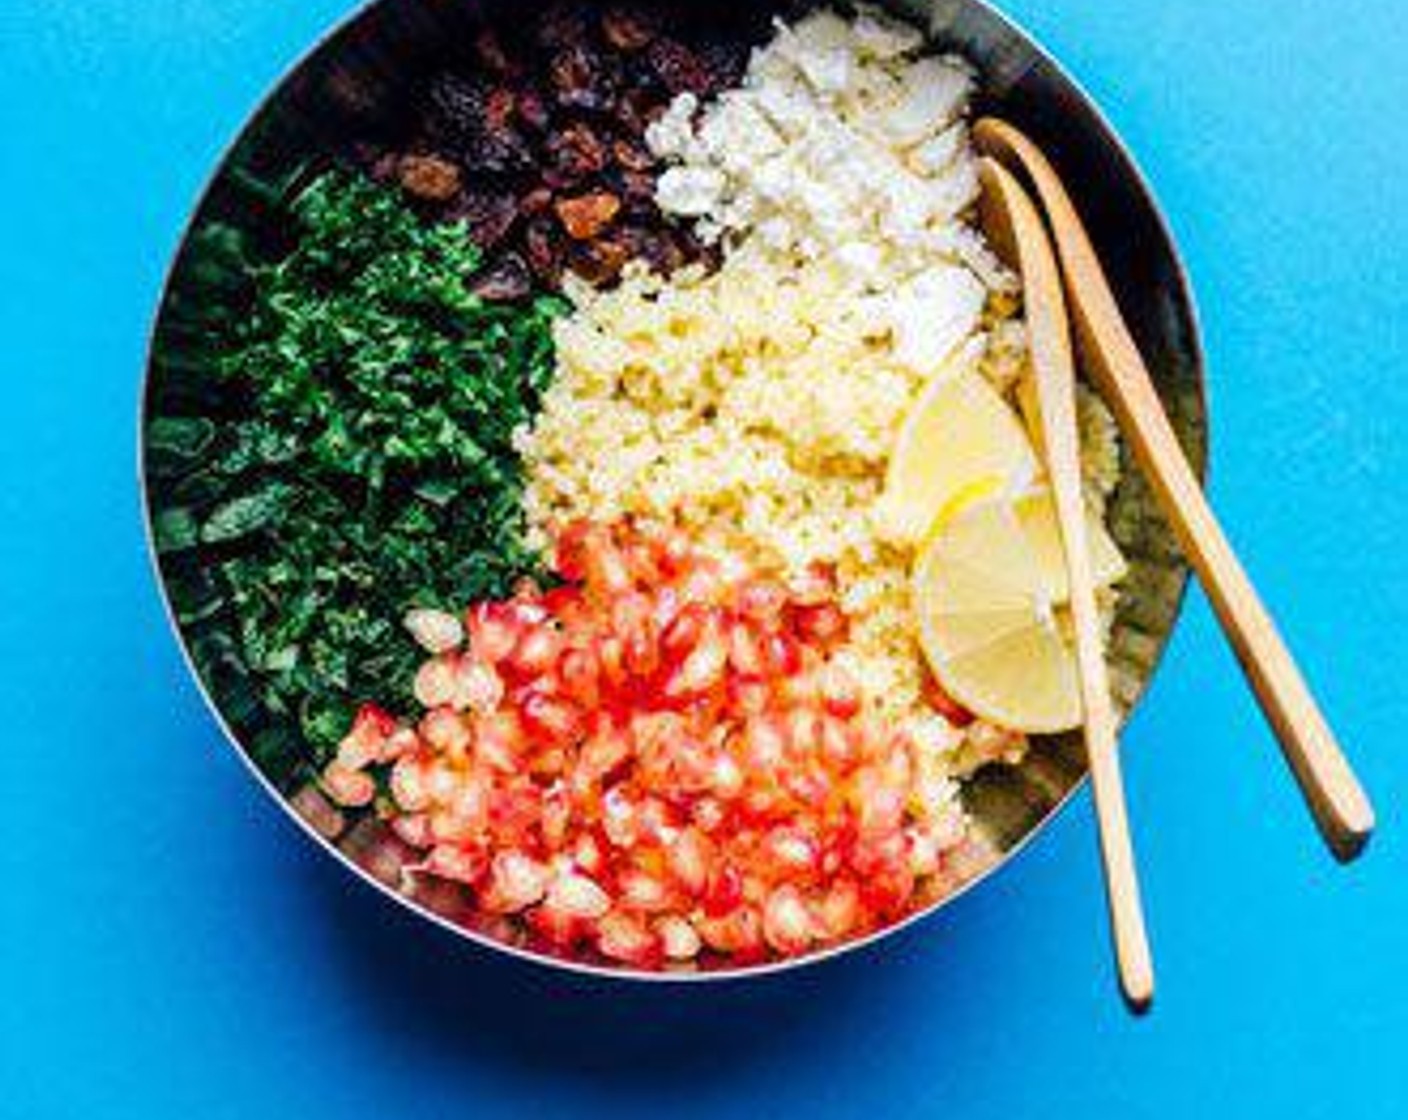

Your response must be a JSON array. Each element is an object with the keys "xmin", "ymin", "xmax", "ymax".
[{"xmin": 360, "ymin": 3, "xmax": 749, "ymax": 299}]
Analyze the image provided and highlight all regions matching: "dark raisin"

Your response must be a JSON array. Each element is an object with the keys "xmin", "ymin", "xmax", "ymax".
[
  {"xmin": 515, "ymin": 87, "xmax": 551, "ymax": 133},
  {"xmin": 568, "ymin": 236, "xmax": 632, "ymax": 285},
  {"xmin": 548, "ymin": 122, "xmax": 609, "ymax": 180},
  {"xmin": 425, "ymin": 74, "xmax": 532, "ymax": 173},
  {"xmin": 555, "ymin": 192, "xmax": 622, "ymax": 240},
  {"xmin": 525, "ymin": 219, "xmax": 566, "ymax": 286},
  {"xmin": 618, "ymin": 223, "xmax": 686, "ymax": 275},
  {"xmin": 616, "ymin": 170, "xmax": 659, "ymax": 213},
  {"xmin": 699, "ymin": 41, "xmax": 748, "ymax": 94},
  {"xmin": 468, "ymin": 253, "xmax": 534, "ymax": 301},
  {"xmin": 366, "ymin": 149, "xmax": 401, "ymax": 184},
  {"xmin": 612, "ymin": 137, "xmax": 655, "ymax": 172},
  {"xmin": 535, "ymin": 3, "xmax": 592, "ymax": 51},
  {"xmin": 647, "ymin": 38, "xmax": 712, "ymax": 97},
  {"xmin": 446, "ymin": 191, "xmax": 520, "ymax": 249},
  {"xmin": 474, "ymin": 28, "xmax": 520, "ymax": 78},
  {"xmin": 614, "ymin": 87, "xmax": 665, "ymax": 133},
  {"xmin": 549, "ymin": 46, "xmax": 612, "ymax": 112},
  {"xmin": 600, "ymin": 6, "xmax": 659, "ymax": 52},
  {"xmin": 397, "ymin": 153, "xmax": 462, "ymax": 202},
  {"xmin": 519, "ymin": 186, "xmax": 554, "ymax": 217}
]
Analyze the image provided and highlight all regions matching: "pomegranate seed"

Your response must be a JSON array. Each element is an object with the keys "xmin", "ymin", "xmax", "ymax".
[
  {"xmin": 656, "ymin": 527, "xmax": 693, "ymax": 574},
  {"xmin": 853, "ymin": 767, "xmax": 907, "ymax": 836},
  {"xmin": 527, "ymin": 901, "xmax": 586, "ymax": 948},
  {"xmin": 817, "ymin": 662, "xmax": 862, "ymax": 718},
  {"xmin": 710, "ymin": 752, "xmax": 744, "ymax": 799},
  {"xmin": 584, "ymin": 540, "xmax": 633, "ymax": 599},
  {"xmin": 404, "ymin": 607, "xmax": 464, "ymax": 654},
  {"xmin": 788, "ymin": 565, "xmax": 835, "ymax": 605},
  {"xmin": 421, "ymin": 708, "xmax": 471, "ymax": 758},
  {"xmin": 602, "ymin": 786, "xmax": 639, "ymax": 847},
  {"xmin": 474, "ymin": 711, "xmax": 524, "ymax": 773},
  {"xmin": 656, "ymin": 915, "xmax": 703, "ymax": 961},
  {"xmin": 553, "ymin": 520, "xmax": 594, "ymax": 581},
  {"xmin": 378, "ymin": 726, "xmax": 421, "ymax": 763},
  {"xmin": 540, "ymin": 787, "xmax": 571, "ymax": 848},
  {"xmin": 597, "ymin": 911, "xmax": 661, "ymax": 966},
  {"xmin": 579, "ymin": 727, "xmax": 632, "ymax": 782},
  {"xmin": 695, "ymin": 906, "xmax": 764, "ymax": 957},
  {"xmin": 467, "ymin": 602, "xmax": 521, "ymax": 665},
  {"xmin": 509, "ymin": 628, "xmax": 561, "ymax": 678},
  {"xmin": 452, "ymin": 657, "xmax": 503, "ymax": 714},
  {"xmin": 481, "ymin": 851, "xmax": 550, "ymax": 913},
  {"xmin": 322, "ymin": 762, "xmax": 375, "ymax": 808},
  {"xmin": 419, "ymin": 843, "xmax": 487, "ymax": 886},
  {"xmin": 741, "ymin": 716, "xmax": 787, "ymax": 772},
  {"xmin": 546, "ymin": 871, "xmax": 612, "ymax": 919},
  {"xmin": 597, "ymin": 634, "xmax": 628, "ymax": 691},
  {"xmin": 691, "ymin": 796, "xmax": 727, "ymax": 832},
  {"xmin": 674, "ymin": 556, "xmax": 719, "ymax": 603},
  {"xmin": 763, "ymin": 885, "xmax": 814, "ymax": 955},
  {"xmin": 558, "ymin": 647, "xmax": 600, "ymax": 706},
  {"xmin": 573, "ymin": 832, "xmax": 606, "ymax": 875},
  {"xmin": 726, "ymin": 621, "xmax": 766, "ymax": 676},
  {"xmin": 521, "ymin": 690, "xmax": 581, "ymax": 744},
  {"xmin": 727, "ymin": 676, "xmax": 772, "ymax": 716},
  {"xmin": 667, "ymin": 827, "xmax": 714, "ymax": 894},
  {"xmin": 390, "ymin": 755, "xmax": 431, "ymax": 811},
  {"xmin": 762, "ymin": 827, "xmax": 819, "ymax": 878},
  {"xmin": 337, "ymin": 703, "xmax": 397, "ymax": 768},
  {"xmin": 702, "ymin": 862, "xmax": 744, "ymax": 917},
  {"xmin": 736, "ymin": 578, "xmax": 789, "ymax": 626},
  {"xmin": 785, "ymin": 708, "xmax": 822, "ymax": 757},
  {"xmin": 759, "ymin": 632, "xmax": 802, "ymax": 677},
  {"xmin": 618, "ymin": 867, "xmax": 672, "ymax": 912},
  {"xmin": 781, "ymin": 764, "xmax": 831, "ymax": 808},
  {"xmin": 665, "ymin": 629, "xmax": 727, "ymax": 696},
  {"xmin": 818, "ymin": 714, "xmax": 859, "ymax": 767},
  {"xmin": 291, "ymin": 783, "xmax": 344, "ymax": 839},
  {"xmin": 413, "ymin": 657, "xmax": 458, "ymax": 708},
  {"xmin": 812, "ymin": 878, "xmax": 862, "ymax": 940},
  {"xmin": 792, "ymin": 602, "xmax": 847, "ymax": 647},
  {"xmin": 661, "ymin": 604, "xmax": 706, "ymax": 658}
]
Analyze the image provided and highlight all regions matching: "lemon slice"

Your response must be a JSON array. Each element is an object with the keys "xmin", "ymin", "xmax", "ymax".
[
  {"xmin": 874, "ymin": 368, "xmax": 1039, "ymax": 545},
  {"xmin": 914, "ymin": 491, "xmax": 1126, "ymax": 733},
  {"xmin": 1013, "ymin": 490, "xmax": 1127, "ymax": 601}
]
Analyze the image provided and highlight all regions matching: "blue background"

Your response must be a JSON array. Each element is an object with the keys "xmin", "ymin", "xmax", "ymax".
[{"xmin": 2, "ymin": 0, "xmax": 1404, "ymax": 1116}]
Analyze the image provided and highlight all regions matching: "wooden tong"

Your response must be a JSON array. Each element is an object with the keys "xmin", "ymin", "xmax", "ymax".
[
  {"xmin": 978, "ymin": 156, "xmax": 1155, "ymax": 1011},
  {"xmin": 973, "ymin": 117, "xmax": 1375, "ymax": 863}
]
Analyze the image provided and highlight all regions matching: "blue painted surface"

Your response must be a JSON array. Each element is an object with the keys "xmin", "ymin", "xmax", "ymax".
[{"xmin": 2, "ymin": 1, "xmax": 1404, "ymax": 1116}]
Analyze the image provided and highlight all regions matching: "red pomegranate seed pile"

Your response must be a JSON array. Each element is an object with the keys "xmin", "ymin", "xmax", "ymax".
[{"xmin": 321, "ymin": 519, "xmax": 975, "ymax": 967}]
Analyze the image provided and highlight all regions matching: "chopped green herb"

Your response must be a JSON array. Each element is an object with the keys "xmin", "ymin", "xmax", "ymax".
[{"xmin": 147, "ymin": 170, "xmax": 564, "ymax": 783}]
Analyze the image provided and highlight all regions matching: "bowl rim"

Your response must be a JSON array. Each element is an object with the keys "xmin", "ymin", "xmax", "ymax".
[{"xmin": 138, "ymin": 0, "xmax": 1207, "ymax": 983}]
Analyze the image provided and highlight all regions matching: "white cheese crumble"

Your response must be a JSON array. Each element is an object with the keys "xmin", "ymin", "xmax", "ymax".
[{"xmin": 646, "ymin": 7, "xmax": 1018, "ymax": 379}]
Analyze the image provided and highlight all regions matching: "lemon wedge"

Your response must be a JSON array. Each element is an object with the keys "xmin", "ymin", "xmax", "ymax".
[
  {"xmin": 914, "ymin": 490, "xmax": 1126, "ymax": 733},
  {"xmin": 874, "ymin": 368, "xmax": 1039, "ymax": 545}
]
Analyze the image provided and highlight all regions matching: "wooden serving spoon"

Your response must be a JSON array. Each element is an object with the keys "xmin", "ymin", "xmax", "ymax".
[
  {"xmin": 973, "ymin": 117, "xmax": 1374, "ymax": 861},
  {"xmin": 978, "ymin": 156, "xmax": 1155, "ymax": 1012}
]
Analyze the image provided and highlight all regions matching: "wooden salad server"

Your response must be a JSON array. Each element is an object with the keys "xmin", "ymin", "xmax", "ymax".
[
  {"xmin": 978, "ymin": 156, "xmax": 1155, "ymax": 1012},
  {"xmin": 973, "ymin": 117, "xmax": 1374, "ymax": 862}
]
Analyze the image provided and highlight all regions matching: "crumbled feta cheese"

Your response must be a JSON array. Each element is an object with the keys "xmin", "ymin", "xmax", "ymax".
[
  {"xmin": 649, "ymin": 7, "xmax": 1002, "ymax": 379},
  {"xmin": 655, "ymin": 166, "xmax": 726, "ymax": 217}
]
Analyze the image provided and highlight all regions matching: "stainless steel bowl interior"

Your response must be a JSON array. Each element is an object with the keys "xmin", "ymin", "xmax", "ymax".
[{"xmin": 141, "ymin": 0, "xmax": 1206, "ymax": 978}]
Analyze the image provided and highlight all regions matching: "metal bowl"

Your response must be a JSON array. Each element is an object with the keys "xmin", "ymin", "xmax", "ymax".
[{"xmin": 141, "ymin": 0, "xmax": 1206, "ymax": 979}]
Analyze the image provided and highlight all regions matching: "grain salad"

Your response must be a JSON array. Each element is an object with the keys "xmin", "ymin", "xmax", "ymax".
[{"xmin": 151, "ymin": 1, "xmax": 1133, "ymax": 972}]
